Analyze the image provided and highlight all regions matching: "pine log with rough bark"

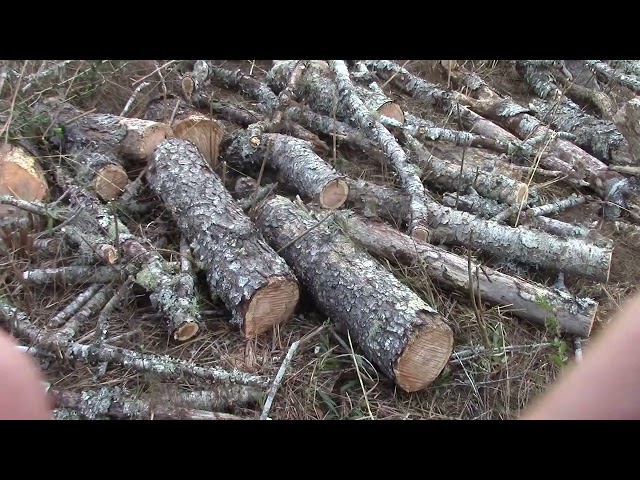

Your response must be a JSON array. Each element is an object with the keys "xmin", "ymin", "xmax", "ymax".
[
  {"xmin": 0, "ymin": 143, "xmax": 48, "ymax": 217},
  {"xmin": 223, "ymin": 131, "xmax": 349, "ymax": 210},
  {"xmin": 365, "ymin": 60, "xmax": 633, "ymax": 216},
  {"xmin": 339, "ymin": 212, "xmax": 598, "ymax": 337},
  {"xmin": 144, "ymin": 95, "xmax": 224, "ymax": 169},
  {"xmin": 32, "ymin": 97, "xmax": 172, "ymax": 201},
  {"xmin": 345, "ymin": 177, "xmax": 613, "ymax": 281},
  {"xmin": 147, "ymin": 139, "xmax": 300, "ymax": 337},
  {"xmin": 254, "ymin": 194, "xmax": 453, "ymax": 393}
]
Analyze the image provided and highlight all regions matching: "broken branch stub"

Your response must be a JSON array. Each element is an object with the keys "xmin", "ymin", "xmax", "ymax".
[
  {"xmin": 147, "ymin": 138, "xmax": 300, "ymax": 337},
  {"xmin": 254, "ymin": 194, "xmax": 454, "ymax": 393}
]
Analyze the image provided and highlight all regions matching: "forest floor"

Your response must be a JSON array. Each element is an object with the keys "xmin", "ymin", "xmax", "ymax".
[{"xmin": 1, "ymin": 59, "xmax": 638, "ymax": 420}]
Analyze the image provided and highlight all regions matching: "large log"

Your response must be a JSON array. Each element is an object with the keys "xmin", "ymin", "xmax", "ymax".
[
  {"xmin": 254, "ymin": 194, "xmax": 454, "ymax": 393},
  {"xmin": 345, "ymin": 178, "xmax": 613, "ymax": 281},
  {"xmin": 223, "ymin": 131, "xmax": 349, "ymax": 210},
  {"xmin": 0, "ymin": 143, "xmax": 48, "ymax": 217},
  {"xmin": 144, "ymin": 95, "xmax": 224, "ymax": 169},
  {"xmin": 613, "ymin": 98, "xmax": 640, "ymax": 164},
  {"xmin": 32, "ymin": 97, "xmax": 173, "ymax": 201},
  {"xmin": 147, "ymin": 139, "xmax": 300, "ymax": 337},
  {"xmin": 340, "ymin": 213, "xmax": 598, "ymax": 337}
]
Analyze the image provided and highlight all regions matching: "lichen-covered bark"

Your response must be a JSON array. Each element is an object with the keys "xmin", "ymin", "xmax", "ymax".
[
  {"xmin": 48, "ymin": 387, "xmax": 244, "ymax": 420},
  {"xmin": 584, "ymin": 60, "xmax": 640, "ymax": 94},
  {"xmin": 32, "ymin": 98, "xmax": 170, "ymax": 200},
  {"xmin": 613, "ymin": 98, "xmax": 640, "ymax": 165},
  {"xmin": 51, "ymin": 166, "xmax": 201, "ymax": 342},
  {"xmin": 341, "ymin": 213, "xmax": 597, "ymax": 337},
  {"xmin": 61, "ymin": 226, "xmax": 118, "ymax": 265},
  {"xmin": 525, "ymin": 194, "xmax": 586, "ymax": 218},
  {"xmin": 224, "ymin": 131, "xmax": 349, "ymax": 209},
  {"xmin": 268, "ymin": 60, "xmax": 404, "ymax": 122},
  {"xmin": 515, "ymin": 61, "xmax": 562, "ymax": 99},
  {"xmin": 346, "ymin": 177, "xmax": 612, "ymax": 280},
  {"xmin": 403, "ymin": 132, "xmax": 529, "ymax": 205},
  {"xmin": 147, "ymin": 139, "xmax": 300, "ymax": 337},
  {"xmin": 324, "ymin": 60, "xmax": 430, "ymax": 239},
  {"xmin": 21, "ymin": 265, "xmax": 125, "ymax": 284},
  {"xmin": 528, "ymin": 98, "xmax": 631, "ymax": 165},
  {"xmin": 365, "ymin": 60, "xmax": 633, "ymax": 215},
  {"xmin": 53, "ymin": 284, "xmax": 114, "ymax": 343},
  {"xmin": 46, "ymin": 284, "xmax": 104, "ymax": 328},
  {"xmin": 0, "ymin": 301, "xmax": 269, "ymax": 388},
  {"xmin": 254, "ymin": 195, "xmax": 453, "ymax": 392},
  {"xmin": 404, "ymin": 112, "xmax": 512, "ymax": 154}
]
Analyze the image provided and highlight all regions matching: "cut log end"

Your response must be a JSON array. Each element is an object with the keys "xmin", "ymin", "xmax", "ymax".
[
  {"xmin": 319, "ymin": 179, "xmax": 349, "ymax": 209},
  {"xmin": 516, "ymin": 184, "xmax": 529, "ymax": 205},
  {"xmin": 120, "ymin": 119, "xmax": 174, "ymax": 161},
  {"xmin": 97, "ymin": 244, "xmax": 119, "ymax": 264},
  {"xmin": 94, "ymin": 164, "xmax": 129, "ymax": 201},
  {"xmin": 173, "ymin": 115, "xmax": 224, "ymax": 169},
  {"xmin": 395, "ymin": 315, "xmax": 454, "ymax": 392},
  {"xmin": 174, "ymin": 321, "xmax": 200, "ymax": 342},
  {"xmin": 243, "ymin": 276, "xmax": 300, "ymax": 338},
  {"xmin": 378, "ymin": 102, "xmax": 405, "ymax": 124},
  {"xmin": 0, "ymin": 143, "xmax": 48, "ymax": 217},
  {"xmin": 411, "ymin": 225, "xmax": 430, "ymax": 242}
]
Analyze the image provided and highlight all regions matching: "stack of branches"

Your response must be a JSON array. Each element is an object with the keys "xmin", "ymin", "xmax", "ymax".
[{"xmin": 1, "ymin": 59, "xmax": 638, "ymax": 420}]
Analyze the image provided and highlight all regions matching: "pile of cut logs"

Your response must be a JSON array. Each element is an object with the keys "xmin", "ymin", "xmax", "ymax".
[{"xmin": 1, "ymin": 60, "xmax": 639, "ymax": 418}]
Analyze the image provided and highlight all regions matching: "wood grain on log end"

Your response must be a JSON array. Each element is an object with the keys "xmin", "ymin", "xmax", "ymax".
[
  {"xmin": 516, "ymin": 184, "xmax": 529, "ymax": 205},
  {"xmin": 174, "ymin": 321, "xmax": 199, "ymax": 341},
  {"xmin": 0, "ymin": 143, "xmax": 48, "ymax": 217},
  {"xmin": 93, "ymin": 164, "xmax": 129, "ymax": 201},
  {"xmin": 411, "ymin": 225, "xmax": 430, "ymax": 241},
  {"xmin": 319, "ymin": 178, "xmax": 349, "ymax": 209},
  {"xmin": 119, "ymin": 118, "xmax": 173, "ymax": 161},
  {"xmin": 395, "ymin": 316, "xmax": 454, "ymax": 392},
  {"xmin": 96, "ymin": 244, "xmax": 119, "ymax": 264},
  {"xmin": 243, "ymin": 275, "xmax": 300, "ymax": 338},
  {"xmin": 173, "ymin": 115, "xmax": 224, "ymax": 169},
  {"xmin": 378, "ymin": 102, "xmax": 405, "ymax": 124}
]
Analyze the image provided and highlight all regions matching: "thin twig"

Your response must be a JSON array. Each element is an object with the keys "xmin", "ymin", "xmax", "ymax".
[
  {"xmin": 120, "ymin": 81, "xmax": 150, "ymax": 117},
  {"xmin": 348, "ymin": 329, "xmax": 374, "ymax": 420}
]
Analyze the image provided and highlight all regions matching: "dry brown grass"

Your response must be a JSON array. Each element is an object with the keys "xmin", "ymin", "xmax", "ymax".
[{"xmin": 1, "ymin": 60, "xmax": 639, "ymax": 420}]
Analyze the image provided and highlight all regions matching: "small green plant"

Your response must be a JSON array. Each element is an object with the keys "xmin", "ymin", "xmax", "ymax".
[{"xmin": 545, "ymin": 316, "xmax": 569, "ymax": 366}]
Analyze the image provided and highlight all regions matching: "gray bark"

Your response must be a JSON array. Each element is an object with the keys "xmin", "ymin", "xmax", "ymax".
[
  {"xmin": 0, "ymin": 301, "xmax": 269, "ymax": 388},
  {"xmin": 47, "ymin": 284, "xmax": 104, "ymax": 328},
  {"xmin": 528, "ymin": 98, "xmax": 632, "ymax": 165},
  {"xmin": 515, "ymin": 61, "xmax": 563, "ymax": 99},
  {"xmin": 52, "ymin": 284, "xmax": 114, "ymax": 343},
  {"xmin": 325, "ymin": 60, "xmax": 430, "ymax": 239},
  {"xmin": 340, "ymin": 213, "xmax": 598, "ymax": 337},
  {"xmin": 555, "ymin": 74, "xmax": 615, "ymax": 120},
  {"xmin": 32, "ymin": 98, "xmax": 171, "ymax": 200},
  {"xmin": 614, "ymin": 221, "xmax": 640, "ymax": 248},
  {"xmin": 147, "ymin": 138, "xmax": 300, "ymax": 337},
  {"xmin": 525, "ymin": 194, "xmax": 586, "ymax": 218},
  {"xmin": 224, "ymin": 131, "xmax": 349, "ymax": 209},
  {"xmin": 346, "ymin": 178, "xmax": 612, "ymax": 281},
  {"xmin": 254, "ymin": 194, "xmax": 454, "ymax": 392},
  {"xmin": 61, "ymin": 226, "xmax": 119, "ymax": 265},
  {"xmin": 403, "ymin": 132, "xmax": 529, "ymax": 205},
  {"xmin": 52, "ymin": 166, "xmax": 201, "ymax": 342},
  {"xmin": 48, "ymin": 387, "xmax": 244, "ymax": 420},
  {"xmin": 364, "ymin": 60, "xmax": 633, "ymax": 215},
  {"xmin": 613, "ymin": 98, "xmax": 640, "ymax": 164},
  {"xmin": 21, "ymin": 265, "xmax": 125, "ymax": 285},
  {"xmin": 584, "ymin": 60, "xmax": 640, "ymax": 94}
]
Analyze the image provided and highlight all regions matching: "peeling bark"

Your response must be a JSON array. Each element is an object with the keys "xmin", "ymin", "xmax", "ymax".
[
  {"xmin": 0, "ymin": 143, "xmax": 48, "ymax": 218},
  {"xmin": 33, "ymin": 98, "xmax": 172, "ymax": 200},
  {"xmin": 528, "ymin": 98, "xmax": 631, "ymax": 165},
  {"xmin": 254, "ymin": 195, "xmax": 453, "ymax": 392},
  {"xmin": 340, "ymin": 213, "xmax": 597, "ymax": 337},
  {"xmin": 147, "ymin": 139, "xmax": 300, "ymax": 337},
  {"xmin": 144, "ymin": 95, "xmax": 224, "ymax": 169},
  {"xmin": 346, "ymin": 177, "xmax": 612, "ymax": 281},
  {"xmin": 48, "ymin": 387, "xmax": 244, "ymax": 420},
  {"xmin": 224, "ymin": 131, "xmax": 349, "ymax": 209},
  {"xmin": 0, "ymin": 302, "xmax": 269, "ymax": 388}
]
